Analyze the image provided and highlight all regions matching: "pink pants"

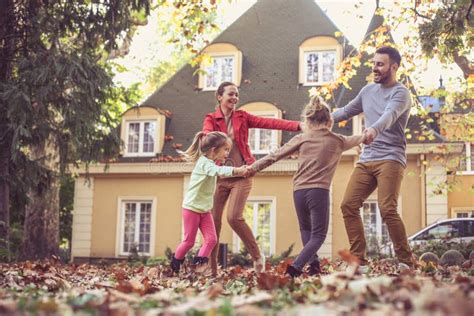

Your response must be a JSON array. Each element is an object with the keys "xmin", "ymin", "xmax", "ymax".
[{"xmin": 174, "ymin": 208, "xmax": 217, "ymax": 260}]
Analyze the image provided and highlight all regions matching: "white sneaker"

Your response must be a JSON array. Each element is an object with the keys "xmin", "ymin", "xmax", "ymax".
[
  {"xmin": 344, "ymin": 264, "xmax": 369, "ymax": 275},
  {"xmin": 254, "ymin": 257, "xmax": 265, "ymax": 273},
  {"xmin": 357, "ymin": 265, "xmax": 369, "ymax": 274}
]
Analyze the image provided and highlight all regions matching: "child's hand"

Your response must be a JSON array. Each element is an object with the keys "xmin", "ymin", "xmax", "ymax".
[{"xmin": 233, "ymin": 166, "xmax": 248, "ymax": 177}]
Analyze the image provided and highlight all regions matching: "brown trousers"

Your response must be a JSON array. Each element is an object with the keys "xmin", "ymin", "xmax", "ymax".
[
  {"xmin": 210, "ymin": 177, "xmax": 261, "ymax": 273},
  {"xmin": 341, "ymin": 160, "xmax": 413, "ymax": 266}
]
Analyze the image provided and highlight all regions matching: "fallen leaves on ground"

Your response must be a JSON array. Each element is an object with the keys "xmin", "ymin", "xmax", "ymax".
[{"xmin": 0, "ymin": 258, "xmax": 473, "ymax": 315}]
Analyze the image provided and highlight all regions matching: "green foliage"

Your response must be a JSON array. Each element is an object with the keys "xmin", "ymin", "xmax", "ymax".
[
  {"xmin": 228, "ymin": 246, "xmax": 252, "ymax": 267},
  {"xmin": 268, "ymin": 243, "xmax": 294, "ymax": 265},
  {"xmin": 412, "ymin": 240, "xmax": 474, "ymax": 259},
  {"xmin": 145, "ymin": 256, "xmax": 169, "ymax": 266}
]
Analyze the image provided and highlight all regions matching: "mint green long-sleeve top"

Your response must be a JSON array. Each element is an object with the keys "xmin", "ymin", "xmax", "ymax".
[{"xmin": 182, "ymin": 155, "xmax": 234, "ymax": 213}]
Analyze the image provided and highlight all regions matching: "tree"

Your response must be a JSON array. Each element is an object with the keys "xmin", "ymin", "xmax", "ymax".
[
  {"xmin": 313, "ymin": 0, "xmax": 472, "ymax": 193},
  {"xmin": 0, "ymin": 0, "xmax": 223, "ymax": 260}
]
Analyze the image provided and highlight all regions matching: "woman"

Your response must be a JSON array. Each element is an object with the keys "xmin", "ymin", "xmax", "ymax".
[{"xmin": 202, "ymin": 81, "xmax": 301, "ymax": 275}]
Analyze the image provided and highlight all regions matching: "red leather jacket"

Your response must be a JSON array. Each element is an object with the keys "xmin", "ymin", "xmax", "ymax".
[{"xmin": 202, "ymin": 107, "xmax": 301, "ymax": 164}]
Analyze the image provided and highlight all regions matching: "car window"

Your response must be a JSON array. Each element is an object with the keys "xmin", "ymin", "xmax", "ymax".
[
  {"xmin": 460, "ymin": 221, "xmax": 474, "ymax": 237},
  {"xmin": 419, "ymin": 222, "xmax": 461, "ymax": 240}
]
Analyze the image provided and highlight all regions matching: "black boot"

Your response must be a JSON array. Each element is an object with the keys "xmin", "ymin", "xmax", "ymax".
[
  {"xmin": 192, "ymin": 256, "xmax": 209, "ymax": 265},
  {"xmin": 308, "ymin": 260, "xmax": 321, "ymax": 276},
  {"xmin": 285, "ymin": 265, "xmax": 302, "ymax": 278},
  {"xmin": 170, "ymin": 256, "xmax": 185, "ymax": 273}
]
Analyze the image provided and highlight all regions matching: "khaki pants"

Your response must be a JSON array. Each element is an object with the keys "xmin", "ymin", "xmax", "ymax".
[
  {"xmin": 341, "ymin": 160, "xmax": 413, "ymax": 266},
  {"xmin": 210, "ymin": 177, "xmax": 260, "ymax": 273}
]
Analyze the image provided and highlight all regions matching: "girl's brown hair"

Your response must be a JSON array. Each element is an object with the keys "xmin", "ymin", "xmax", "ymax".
[
  {"xmin": 301, "ymin": 95, "xmax": 332, "ymax": 131},
  {"xmin": 181, "ymin": 131, "xmax": 231, "ymax": 162}
]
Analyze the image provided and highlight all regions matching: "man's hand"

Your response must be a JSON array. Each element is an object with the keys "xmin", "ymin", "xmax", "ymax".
[
  {"xmin": 363, "ymin": 127, "xmax": 377, "ymax": 145},
  {"xmin": 245, "ymin": 165, "xmax": 256, "ymax": 178}
]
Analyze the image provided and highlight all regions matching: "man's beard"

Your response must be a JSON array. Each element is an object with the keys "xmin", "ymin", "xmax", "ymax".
[{"xmin": 373, "ymin": 70, "xmax": 390, "ymax": 84}]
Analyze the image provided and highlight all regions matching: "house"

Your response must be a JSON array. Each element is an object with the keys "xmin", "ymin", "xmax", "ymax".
[{"xmin": 71, "ymin": 0, "xmax": 473, "ymax": 262}]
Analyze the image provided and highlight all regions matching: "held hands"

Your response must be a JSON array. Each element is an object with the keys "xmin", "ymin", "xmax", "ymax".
[
  {"xmin": 363, "ymin": 127, "xmax": 377, "ymax": 145},
  {"xmin": 233, "ymin": 165, "xmax": 256, "ymax": 178}
]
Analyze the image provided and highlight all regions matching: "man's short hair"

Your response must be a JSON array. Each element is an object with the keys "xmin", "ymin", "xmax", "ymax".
[{"xmin": 375, "ymin": 46, "xmax": 401, "ymax": 66}]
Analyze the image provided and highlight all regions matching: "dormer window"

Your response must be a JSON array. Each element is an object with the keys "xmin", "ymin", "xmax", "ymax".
[
  {"xmin": 198, "ymin": 43, "xmax": 242, "ymax": 91},
  {"xmin": 126, "ymin": 121, "xmax": 156, "ymax": 156},
  {"xmin": 240, "ymin": 102, "xmax": 283, "ymax": 155},
  {"xmin": 299, "ymin": 36, "xmax": 342, "ymax": 86},
  {"xmin": 304, "ymin": 50, "xmax": 336, "ymax": 84},
  {"xmin": 203, "ymin": 55, "xmax": 236, "ymax": 90},
  {"xmin": 121, "ymin": 106, "xmax": 166, "ymax": 157}
]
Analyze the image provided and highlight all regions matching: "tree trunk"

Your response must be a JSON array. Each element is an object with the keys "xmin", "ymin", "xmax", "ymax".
[
  {"xmin": 20, "ymin": 138, "xmax": 60, "ymax": 260},
  {"xmin": 0, "ymin": 0, "xmax": 16, "ymax": 260}
]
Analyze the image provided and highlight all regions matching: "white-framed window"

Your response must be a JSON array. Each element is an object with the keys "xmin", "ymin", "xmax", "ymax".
[
  {"xmin": 124, "ymin": 120, "xmax": 157, "ymax": 157},
  {"xmin": 116, "ymin": 198, "xmax": 156, "ymax": 256},
  {"xmin": 248, "ymin": 112, "xmax": 279, "ymax": 155},
  {"xmin": 458, "ymin": 142, "xmax": 474, "ymax": 174},
  {"xmin": 233, "ymin": 198, "xmax": 276, "ymax": 256},
  {"xmin": 352, "ymin": 114, "xmax": 365, "ymax": 135},
  {"xmin": 303, "ymin": 50, "xmax": 336, "ymax": 85},
  {"xmin": 202, "ymin": 55, "xmax": 236, "ymax": 91},
  {"xmin": 360, "ymin": 198, "xmax": 403, "ymax": 254},
  {"xmin": 360, "ymin": 200, "xmax": 389, "ymax": 255},
  {"xmin": 452, "ymin": 207, "xmax": 474, "ymax": 218}
]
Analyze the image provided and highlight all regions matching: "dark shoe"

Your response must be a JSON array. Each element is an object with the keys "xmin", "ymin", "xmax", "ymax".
[
  {"xmin": 192, "ymin": 256, "xmax": 209, "ymax": 265},
  {"xmin": 285, "ymin": 265, "xmax": 302, "ymax": 278},
  {"xmin": 308, "ymin": 260, "xmax": 321, "ymax": 276},
  {"xmin": 192, "ymin": 256, "xmax": 211, "ymax": 275},
  {"xmin": 170, "ymin": 255, "xmax": 185, "ymax": 273}
]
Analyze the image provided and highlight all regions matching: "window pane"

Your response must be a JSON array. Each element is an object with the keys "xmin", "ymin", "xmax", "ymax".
[
  {"xmin": 257, "ymin": 203, "xmax": 271, "ymax": 256},
  {"xmin": 123, "ymin": 203, "xmax": 136, "ymax": 253},
  {"xmin": 238, "ymin": 202, "xmax": 272, "ymax": 255},
  {"xmin": 205, "ymin": 58, "xmax": 219, "ymax": 89},
  {"xmin": 205, "ymin": 56, "xmax": 234, "ymax": 89},
  {"xmin": 138, "ymin": 203, "xmax": 152, "ymax": 253},
  {"xmin": 127, "ymin": 123, "xmax": 140, "ymax": 153},
  {"xmin": 248, "ymin": 114, "xmax": 277, "ymax": 154},
  {"xmin": 425, "ymin": 223, "xmax": 460, "ymax": 239},
  {"xmin": 143, "ymin": 122, "xmax": 156, "ymax": 153},
  {"xmin": 361, "ymin": 201, "xmax": 388, "ymax": 254},
  {"xmin": 463, "ymin": 221, "xmax": 474, "ymax": 237},
  {"xmin": 248, "ymin": 129, "xmax": 256, "ymax": 151},
  {"xmin": 306, "ymin": 52, "xmax": 319, "ymax": 83},
  {"xmin": 322, "ymin": 51, "xmax": 336, "ymax": 82},
  {"xmin": 221, "ymin": 57, "xmax": 234, "ymax": 83}
]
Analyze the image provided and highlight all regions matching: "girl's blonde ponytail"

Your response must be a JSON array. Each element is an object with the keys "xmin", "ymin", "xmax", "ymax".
[{"xmin": 181, "ymin": 131, "xmax": 206, "ymax": 162}]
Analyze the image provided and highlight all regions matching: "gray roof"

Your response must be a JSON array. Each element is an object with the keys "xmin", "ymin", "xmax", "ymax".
[
  {"xmin": 124, "ymin": 0, "xmax": 440, "ymax": 162},
  {"xmin": 133, "ymin": 0, "xmax": 359, "ymax": 161}
]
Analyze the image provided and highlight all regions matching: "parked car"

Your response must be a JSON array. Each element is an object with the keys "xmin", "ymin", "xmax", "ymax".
[{"xmin": 381, "ymin": 218, "xmax": 474, "ymax": 256}]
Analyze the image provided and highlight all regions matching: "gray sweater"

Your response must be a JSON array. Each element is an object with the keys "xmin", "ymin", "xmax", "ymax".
[{"xmin": 332, "ymin": 82, "xmax": 412, "ymax": 166}]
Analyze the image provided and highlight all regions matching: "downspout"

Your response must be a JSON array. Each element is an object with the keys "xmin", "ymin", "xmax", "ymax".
[{"xmin": 420, "ymin": 154, "xmax": 427, "ymax": 228}]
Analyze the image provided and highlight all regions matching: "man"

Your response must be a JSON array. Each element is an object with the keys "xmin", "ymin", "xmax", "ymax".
[{"xmin": 332, "ymin": 46, "xmax": 414, "ymax": 272}]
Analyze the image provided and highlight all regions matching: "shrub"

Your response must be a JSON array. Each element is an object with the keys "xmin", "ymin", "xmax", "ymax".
[
  {"xmin": 419, "ymin": 252, "xmax": 439, "ymax": 264},
  {"xmin": 411, "ymin": 240, "xmax": 474, "ymax": 258},
  {"xmin": 440, "ymin": 250, "xmax": 465, "ymax": 266}
]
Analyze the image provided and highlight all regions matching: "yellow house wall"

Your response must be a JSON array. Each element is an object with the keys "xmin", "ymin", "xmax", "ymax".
[
  {"xmin": 448, "ymin": 175, "xmax": 474, "ymax": 215},
  {"xmin": 90, "ymin": 176, "xmax": 183, "ymax": 257},
  {"xmin": 218, "ymin": 174, "xmax": 301, "ymax": 254},
  {"xmin": 86, "ymin": 156, "xmax": 427, "ymax": 259}
]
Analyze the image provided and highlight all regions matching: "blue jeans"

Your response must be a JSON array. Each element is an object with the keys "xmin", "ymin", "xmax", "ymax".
[{"xmin": 292, "ymin": 188, "xmax": 330, "ymax": 270}]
